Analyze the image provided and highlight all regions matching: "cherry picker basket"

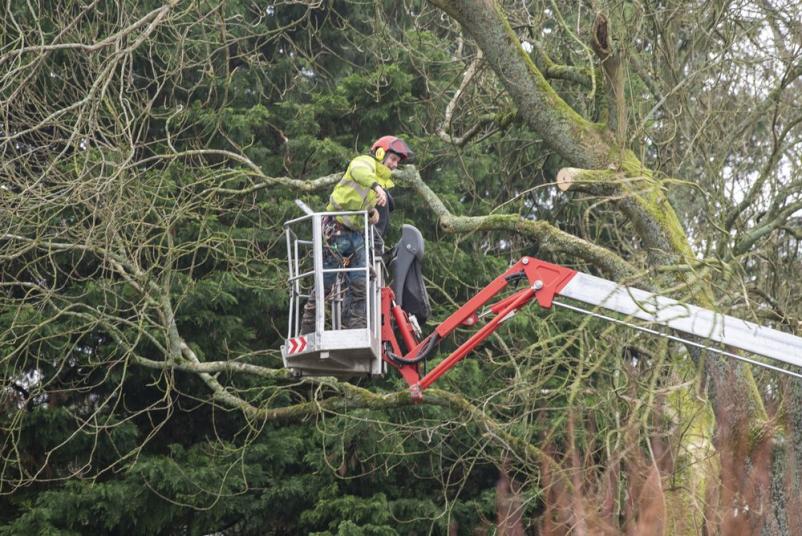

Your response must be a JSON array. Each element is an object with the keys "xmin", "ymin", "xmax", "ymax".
[{"xmin": 282, "ymin": 201, "xmax": 386, "ymax": 377}]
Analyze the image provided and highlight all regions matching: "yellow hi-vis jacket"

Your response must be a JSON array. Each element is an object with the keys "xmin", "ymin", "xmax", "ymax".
[{"xmin": 327, "ymin": 155, "xmax": 394, "ymax": 230}]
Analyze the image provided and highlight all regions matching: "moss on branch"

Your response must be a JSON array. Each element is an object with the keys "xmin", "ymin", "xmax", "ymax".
[{"xmin": 393, "ymin": 165, "xmax": 635, "ymax": 279}]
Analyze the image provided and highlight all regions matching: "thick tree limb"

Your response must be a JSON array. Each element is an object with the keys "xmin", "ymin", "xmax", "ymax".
[
  {"xmin": 393, "ymin": 166, "xmax": 635, "ymax": 280},
  {"xmin": 188, "ymin": 379, "xmax": 558, "ymax": 476},
  {"xmin": 526, "ymin": 38, "xmax": 593, "ymax": 88},
  {"xmin": 427, "ymin": 0, "xmax": 612, "ymax": 169},
  {"xmin": 132, "ymin": 149, "xmax": 343, "ymax": 194},
  {"xmin": 425, "ymin": 1, "xmax": 693, "ymax": 269},
  {"xmin": 556, "ymin": 166, "xmax": 647, "ymax": 195}
]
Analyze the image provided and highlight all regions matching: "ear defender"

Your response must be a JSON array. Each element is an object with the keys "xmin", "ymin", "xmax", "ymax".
[{"xmin": 374, "ymin": 147, "xmax": 385, "ymax": 161}]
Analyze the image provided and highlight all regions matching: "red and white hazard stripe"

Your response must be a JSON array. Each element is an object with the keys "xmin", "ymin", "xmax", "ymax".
[{"xmin": 286, "ymin": 336, "xmax": 308, "ymax": 354}]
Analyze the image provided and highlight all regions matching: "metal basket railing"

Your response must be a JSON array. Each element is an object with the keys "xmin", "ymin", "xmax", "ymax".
[{"xmin": 284, "ymin": 200, "xmax": 383, "ymax": 342}]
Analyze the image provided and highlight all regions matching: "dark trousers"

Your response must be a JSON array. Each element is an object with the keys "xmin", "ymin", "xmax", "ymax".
[{"xmin": 300, "ymin": 229, "xmax": 368, "ymax": 334}]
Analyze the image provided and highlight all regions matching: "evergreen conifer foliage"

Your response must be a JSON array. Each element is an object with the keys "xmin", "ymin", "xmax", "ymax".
[{"xmin": 0, "ymin": 2, "xmax": 509, "ymax": 533}]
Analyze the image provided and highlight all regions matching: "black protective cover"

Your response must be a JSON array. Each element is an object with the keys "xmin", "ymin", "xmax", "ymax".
[{"xmin": 389, "ymin": 224, "xmax": 431, "ymax": 323}]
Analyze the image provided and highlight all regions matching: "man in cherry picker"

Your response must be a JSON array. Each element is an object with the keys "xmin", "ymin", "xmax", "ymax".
[{"xmin": 300, "ymin": 135, "xmax": 413, "ymax": 335}]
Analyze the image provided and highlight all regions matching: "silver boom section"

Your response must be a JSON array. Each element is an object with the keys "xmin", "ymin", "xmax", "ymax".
[{"xmin": 558, "ymin": 272, "xmax": 802, "ymax": 369}]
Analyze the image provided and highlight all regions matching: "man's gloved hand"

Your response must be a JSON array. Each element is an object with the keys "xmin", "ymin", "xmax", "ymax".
[
  {"xmin": 368, "ymin": 209, "xmax": 380, "ymax": 225},
  {"xmin": 373, "ymin": 185, "xmax": 387, "ymax": 207}
]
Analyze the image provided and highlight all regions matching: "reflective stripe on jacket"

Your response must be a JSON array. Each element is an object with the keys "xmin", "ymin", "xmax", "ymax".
[{"xmin": 327, "ymin": 155, "xmax": 394, "ymax": 230}]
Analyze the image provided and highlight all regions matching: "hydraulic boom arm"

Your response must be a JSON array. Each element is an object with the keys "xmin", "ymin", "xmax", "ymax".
[{"xmin": 381, "ymin": 256, "xmax": 802, "ymax": 400}]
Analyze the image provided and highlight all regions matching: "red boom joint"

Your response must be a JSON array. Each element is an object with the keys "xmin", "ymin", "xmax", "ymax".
[{"xmin": 381, "ymin": 257, "xmax": 577, "ymax": 398}]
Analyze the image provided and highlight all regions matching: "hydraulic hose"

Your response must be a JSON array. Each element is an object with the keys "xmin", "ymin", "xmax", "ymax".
[{"xmin": 386, "ymin": 333, "xmax": 441, "ymax": 365}]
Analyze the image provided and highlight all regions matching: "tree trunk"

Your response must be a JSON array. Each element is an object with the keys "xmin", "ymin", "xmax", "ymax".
[{"xmin": 427, "ymin": 0, "xmax": 778, "ymax": 532}]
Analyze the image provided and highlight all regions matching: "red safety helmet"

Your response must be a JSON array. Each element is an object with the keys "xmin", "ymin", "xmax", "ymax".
[{"xmin": 371, "ymin": 136, "xmax": 412, "ymax": 162}]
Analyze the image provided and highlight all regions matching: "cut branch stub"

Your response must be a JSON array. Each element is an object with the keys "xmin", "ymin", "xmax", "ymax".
[
  {"xmin": 556, "ymin": 167, "xmax": 622, "ymax": 195},
  {"xmin": 556, "ymin": 167, "xmax": 582, "ymax": 192}
]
